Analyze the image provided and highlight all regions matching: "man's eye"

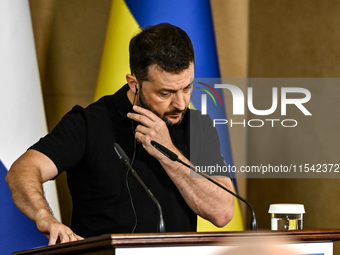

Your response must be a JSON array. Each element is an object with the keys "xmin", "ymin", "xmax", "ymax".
[
  {"xmin": 184, "ymin": 85, "xmax": 192, "ymax": 92},
  {"xmin": 161, "ymin": 92, "xmax": 171, "ymax": 97}
]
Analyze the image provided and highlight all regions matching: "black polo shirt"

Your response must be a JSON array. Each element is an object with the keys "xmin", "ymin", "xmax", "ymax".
[{"xmin": 31, "ymin": 84, "xmax": 228, "ymax": 237}]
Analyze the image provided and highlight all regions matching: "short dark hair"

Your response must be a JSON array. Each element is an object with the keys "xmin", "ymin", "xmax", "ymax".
[{"xmin": 129, "ymin": 23, "xmax": 195, "ymax": 83}]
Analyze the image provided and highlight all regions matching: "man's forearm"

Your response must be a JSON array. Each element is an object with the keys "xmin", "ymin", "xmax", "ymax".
[
  {"xmin": 6, "ymin": 151, "xmax": 83, "ymax": 244},
  {"xmin": 6, "ymin": 157, "xmax": 54, "ymax": 224},
  {"xmin": 157, "ymin": 149, "xmax": 234, "ymax": 227}
]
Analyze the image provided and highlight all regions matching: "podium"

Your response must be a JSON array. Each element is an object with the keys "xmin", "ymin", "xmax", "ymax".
[{"xmin": 13, "ymin": 229, "xmax": 340, "ymax": 255}]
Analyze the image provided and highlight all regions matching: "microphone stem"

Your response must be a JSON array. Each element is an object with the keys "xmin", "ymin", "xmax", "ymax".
[{"xmin": 123, "ymin": 160, "xmax": 166, "ymax": 233}]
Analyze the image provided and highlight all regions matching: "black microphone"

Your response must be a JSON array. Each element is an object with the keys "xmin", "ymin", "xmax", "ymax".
[
  {"xmin": 113, "ymin": 143, "xmax": 166, "ymax": 233},
  {"xmin": 150, "ymin": 140, "xmax": 257, "ymax": 231},
  {"xmin": 150, "ymin": 140, "xmax": 178, "ymax": 161}
]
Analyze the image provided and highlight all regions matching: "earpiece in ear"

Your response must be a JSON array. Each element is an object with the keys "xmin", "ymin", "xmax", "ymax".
[{"xmin": 135, "ymin": 85, "xmax": 138, "ymax": 94}]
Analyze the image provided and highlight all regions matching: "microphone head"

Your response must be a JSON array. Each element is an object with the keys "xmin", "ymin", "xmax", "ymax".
[
  {"xmin": 151, "ymin": 140, "xmax": 178, "ymax": 161},
  {"xmin": 113, "ymin": 143, "xmax": 130, "ymax": 163}
]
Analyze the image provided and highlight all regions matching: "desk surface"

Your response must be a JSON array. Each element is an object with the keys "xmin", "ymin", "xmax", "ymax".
[{"xmin": 14, "ymin": 229, "xmax": 340, "ymax": 255}]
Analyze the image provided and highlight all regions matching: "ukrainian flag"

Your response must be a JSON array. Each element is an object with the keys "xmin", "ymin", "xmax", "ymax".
[{"xmin": 95, "ymin": 0, "xmax": 244, "ymax": 231}]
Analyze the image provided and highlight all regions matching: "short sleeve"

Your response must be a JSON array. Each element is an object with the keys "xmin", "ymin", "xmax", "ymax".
[{"xmin": 30, "ymin": 105, "xmax": 87, "ymax": 175}]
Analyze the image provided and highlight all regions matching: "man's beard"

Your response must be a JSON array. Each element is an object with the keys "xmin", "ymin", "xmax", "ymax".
[{"xmin": 138, "ymin": 87, "xmax": 187, "ymax": 126}]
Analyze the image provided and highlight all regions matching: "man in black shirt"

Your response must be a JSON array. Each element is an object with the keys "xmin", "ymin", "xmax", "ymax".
[{"xmin": 6, "ymin": 23, "xmax": 234, "ymax": 245}]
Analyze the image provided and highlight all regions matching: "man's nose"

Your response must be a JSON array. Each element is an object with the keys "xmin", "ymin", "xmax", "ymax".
[{"xmin": 171, "ymin": 92, "xmax": 187, "ymax": 111}]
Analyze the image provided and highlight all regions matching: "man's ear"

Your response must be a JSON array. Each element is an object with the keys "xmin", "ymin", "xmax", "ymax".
[{"xmin": 126, "ymin": 74, "xmax": 139, "ymax": 94}]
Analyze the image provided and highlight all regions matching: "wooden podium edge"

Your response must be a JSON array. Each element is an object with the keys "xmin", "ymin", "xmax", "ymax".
[{"xmin": 13, "ymin": 229, "xmax": 340, "ymax": 255}]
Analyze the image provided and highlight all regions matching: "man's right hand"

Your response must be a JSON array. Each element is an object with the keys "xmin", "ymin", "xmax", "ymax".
[{"xmin": 36, "ymin": 211, "xmax": 83, "ymax": 245}]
